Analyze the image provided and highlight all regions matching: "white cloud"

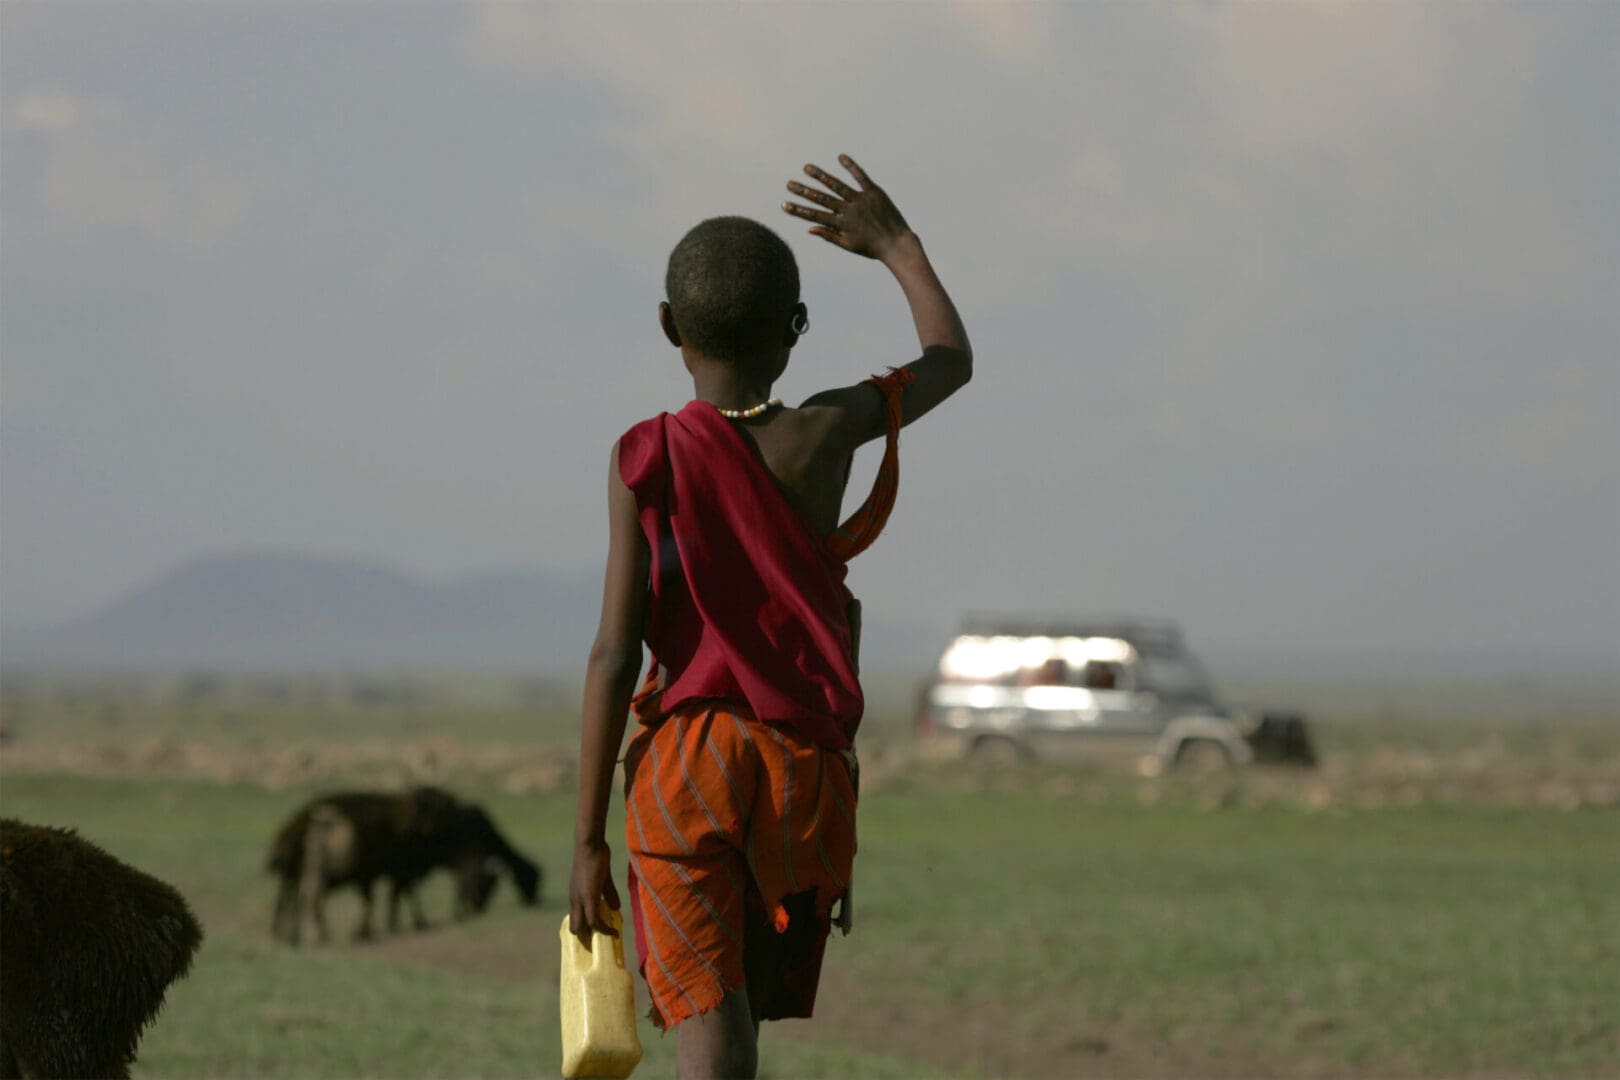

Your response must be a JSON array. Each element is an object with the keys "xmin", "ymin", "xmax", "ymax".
[
  {"xmin": 453, "ymin": 1, "xmax": 1613, "ymax": 460},
  {"xmin": 14, "ymin": 89, "xmax": 80, "ymax": 133},
  {"xmin": 949, "ymin": 1, "xmax": 1048, "ymax": 58},
  {"xmin": 1182, "ymin": 3, "xmax": 1603, "ymax": 316},
  {"xmin": 11, "ymin": 88, "xmax": 268, "ymax": 252},
  {"xmin": 457, "ymin": 3, "xmax": 1111, "ymax": 308}
]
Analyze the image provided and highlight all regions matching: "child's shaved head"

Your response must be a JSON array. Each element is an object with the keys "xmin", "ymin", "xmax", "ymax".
[{"xmin": 665, "ymin": 217, "xmax": 800, "ymax": 366}]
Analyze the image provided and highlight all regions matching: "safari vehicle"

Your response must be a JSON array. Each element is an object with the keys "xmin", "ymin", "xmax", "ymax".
[{"xmin": 915, "ymin": 617, "xmax": 1315, "ymax": 772}]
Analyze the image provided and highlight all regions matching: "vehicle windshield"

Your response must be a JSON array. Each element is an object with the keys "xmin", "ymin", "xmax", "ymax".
[{"xmin": 1136, "ymin": 652, "xmax": 1214, "ymax": 699}]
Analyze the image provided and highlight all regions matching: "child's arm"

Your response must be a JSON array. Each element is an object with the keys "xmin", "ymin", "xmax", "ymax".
[
  {"xmin": 783, "ymin": 154, "xmax": 973, "ymax": 447},
  {"xmin": 567, "ymin": 441, "xmax": 650, "ymax": 947}
]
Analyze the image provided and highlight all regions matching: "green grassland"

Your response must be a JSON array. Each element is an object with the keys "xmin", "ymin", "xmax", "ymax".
[
  {"xmin": 2, "ymin": 774, "xmax": 976, "ymax": 1080},
  {"xmin": 2, "ymin": 681, "xmax": 1618, "ymax": 1078}
]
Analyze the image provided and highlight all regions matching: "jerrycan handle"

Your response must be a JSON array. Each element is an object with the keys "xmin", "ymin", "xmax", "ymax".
[
  {"xmin": 585, "ymin": 907, "xmax": 625, "ymax": 972},
  {"xmin": 591, "ymin": 932, "xmax": 615, "ymax": 973}
]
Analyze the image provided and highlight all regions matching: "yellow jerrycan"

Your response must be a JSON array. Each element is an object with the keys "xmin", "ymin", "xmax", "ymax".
[{"xmin": 559, "ymin": 909, "xmax": 643, "ymax": 1079}]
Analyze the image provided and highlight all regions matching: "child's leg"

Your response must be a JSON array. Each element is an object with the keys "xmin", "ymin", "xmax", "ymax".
[{"xmin": 675, "ymin": 986, "xmax": 757, "ymax": 1080}]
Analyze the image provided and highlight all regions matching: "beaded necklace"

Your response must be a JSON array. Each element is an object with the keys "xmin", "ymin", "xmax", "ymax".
[{"xmin": 716, "ymin": 397, "xmax": 783, "ymax": 420}]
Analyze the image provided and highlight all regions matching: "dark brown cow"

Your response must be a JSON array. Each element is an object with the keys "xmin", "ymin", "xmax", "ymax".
[
  {"xmin": 267, "ymin": 786, "xmax": 541, "ymax": 945},
  {"xmin": 0, "ymin": 819, "xmax": 203, "ymax": 1079}
]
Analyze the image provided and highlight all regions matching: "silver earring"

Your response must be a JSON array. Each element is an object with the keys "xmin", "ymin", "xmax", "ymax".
[{"xmin": 791, "ymin": 312, "xmax": 810, "ymax": 336}]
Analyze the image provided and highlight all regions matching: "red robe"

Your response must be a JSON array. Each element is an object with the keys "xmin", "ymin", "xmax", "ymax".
[{"xmin": 615, "ymin": 368, "xmax": 913, "ymax": 1027}]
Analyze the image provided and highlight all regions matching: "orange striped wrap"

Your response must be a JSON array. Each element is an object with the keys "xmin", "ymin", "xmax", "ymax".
[{"xmin": 622, "ymin": 679, "xmax": 857, "ymax": 1030}]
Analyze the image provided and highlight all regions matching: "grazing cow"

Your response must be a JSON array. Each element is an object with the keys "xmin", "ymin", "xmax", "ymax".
[
  {"xmin": 0, "ymin": 819, "xmax": 203, "ymax": 1080},
  {"xmin": 268, "ymin": 787, "xmax": 541, "ymax": 945},
  {"xmin": 441, "ymin": 802, "xmax": 543, "ymax": 919}
]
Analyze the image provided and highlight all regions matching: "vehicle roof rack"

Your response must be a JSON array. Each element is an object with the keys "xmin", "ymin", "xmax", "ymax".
[{"xmin": 955, "ymin": 614, "xmax": 1184, "ymax": 650}]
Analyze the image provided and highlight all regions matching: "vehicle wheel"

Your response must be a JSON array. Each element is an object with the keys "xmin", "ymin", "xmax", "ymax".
[
  {"xmin": 971, "ymin": 736, "xmax": 1024, "ymax": 767},
  {"xmin": 1175, "ymin": 739, "xmax": 1231, "ymax": 773}
]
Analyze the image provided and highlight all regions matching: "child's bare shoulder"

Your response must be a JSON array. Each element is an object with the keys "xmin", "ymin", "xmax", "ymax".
[{"xmin": 794, "ymin": 384, "xmax": 886, "ymax": 453}]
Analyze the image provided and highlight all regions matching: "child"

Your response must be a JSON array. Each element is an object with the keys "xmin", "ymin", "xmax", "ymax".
[{"xmin": 569, "ymin": 154, "xmax": 971, "ymax": 1080}]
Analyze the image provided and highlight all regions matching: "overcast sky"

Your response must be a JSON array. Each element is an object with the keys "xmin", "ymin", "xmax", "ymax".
[{"xmin": 2, "ymin": 2, "xmax": 1615, "ymax": 661}]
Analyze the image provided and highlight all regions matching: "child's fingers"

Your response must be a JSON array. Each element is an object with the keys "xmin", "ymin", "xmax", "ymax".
[
  {"xmin": 590, "ymin": 904, "xmax": 620, "ymax": 938},
  {"xmin": 803, "ymin": 163, "xmax": 856, "ymax": 199},
  {"xmin": 782, "ymin": 201, "xmax": 837, "ymax": 227},
  {"xmin": 579, "ymin": 895, "xmax": 618, "ymax": 941},
  {"xmin": 838, "ymin": 154, "xmax": 874, "ymax": 190},
  {"xmin": 786, "ymin": 181, "xmax": 840, "ymax": 209},
  {"xmin": 570, "ymin": 900, "xmax": 593, "ymax": 947}
]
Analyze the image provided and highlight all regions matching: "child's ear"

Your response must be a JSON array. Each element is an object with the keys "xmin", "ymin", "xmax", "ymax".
[
  {"xmin": 782, "ymin": 302, "xmax": 809, "ymax": 348},
  {"xmin": 658, "ymin": 301, "xmax": 682, "ymax": 347}
]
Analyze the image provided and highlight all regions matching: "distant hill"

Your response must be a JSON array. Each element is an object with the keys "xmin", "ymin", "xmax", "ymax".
[
  {"xmin": 0, "ymin": 552, "xmax": 605, "ymax": 670},
  {"xmin": 11, "ymin": 551, "xmax": 1603, "ymax": 681},
  {"xmin": 0, "ymin": 551, "xmax": 947, "ymax": 672}
]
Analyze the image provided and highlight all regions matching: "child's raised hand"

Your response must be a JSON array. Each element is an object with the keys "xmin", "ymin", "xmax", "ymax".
[{"xmin": 783, "ymin": 155, "xmax": 912, "ymax": 260}]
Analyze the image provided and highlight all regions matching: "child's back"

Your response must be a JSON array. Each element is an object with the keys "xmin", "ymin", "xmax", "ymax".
[{"xmin": 728, "ymin": 407, "xmax": 853, "ymax": 536}]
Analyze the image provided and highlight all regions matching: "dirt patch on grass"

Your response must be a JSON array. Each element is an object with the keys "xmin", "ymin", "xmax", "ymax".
[
  {"xmin": 359, "ymin": 921, "xmax": 549, "ymax": 984},
  {"xmin": 779, "ymin": 964, "xmax": 1092, "ymax": 1078},
  {"xmin": 776, "ymin": 964, "xmax": 1601, "ymax": 1080},
  {"xmin": 774, "ymin": 962, "xmax": 1315, "ymax": 1079}
]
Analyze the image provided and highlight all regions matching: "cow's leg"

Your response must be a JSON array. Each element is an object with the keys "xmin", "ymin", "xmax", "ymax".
[
  {"xmin": 452, "ymin": 874, "xmax": 469, "ymax": 920},
  {"xmin": 354, "ymin": 878, "xmax": 376, "ymax": 940},
  {"xmin": 299, "ymin": 862, "xmax": 328, "ymax": 945},
  {"xmin": 387, "ymin": 879, "xmax": 402, "ymax": 934}
]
